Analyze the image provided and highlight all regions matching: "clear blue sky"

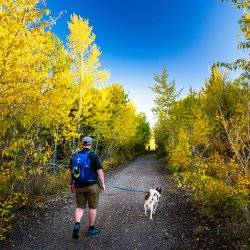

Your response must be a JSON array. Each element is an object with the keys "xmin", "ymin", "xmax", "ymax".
[{"xmin": 46, "ymin": 0, "xmax": 245, "ymax": 125}]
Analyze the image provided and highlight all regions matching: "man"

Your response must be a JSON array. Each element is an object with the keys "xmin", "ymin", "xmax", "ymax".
[{"xmin": 69, "ymin": 136, "xmax": 105, "ymax": 239}]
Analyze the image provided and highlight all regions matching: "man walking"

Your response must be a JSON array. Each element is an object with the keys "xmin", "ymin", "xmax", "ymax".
[{"xmin": 69, "ymin": 136, "xmax": 105, "ymax": 239}]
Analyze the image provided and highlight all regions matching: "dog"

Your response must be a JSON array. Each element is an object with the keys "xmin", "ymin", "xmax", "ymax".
[{"xmin": 144, "ymin": 187, "xmax": 162, "ymax": 220}]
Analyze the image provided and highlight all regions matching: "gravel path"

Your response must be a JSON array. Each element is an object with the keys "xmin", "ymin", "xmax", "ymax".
[{"xmin": 1, "ymin": 154, "xmax": 242, "ymax": 249}]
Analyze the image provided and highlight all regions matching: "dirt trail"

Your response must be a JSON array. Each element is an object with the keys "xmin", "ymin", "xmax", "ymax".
[{"xmin": 1, "ymin": 154, "xmax": 237, "ymax": 249}]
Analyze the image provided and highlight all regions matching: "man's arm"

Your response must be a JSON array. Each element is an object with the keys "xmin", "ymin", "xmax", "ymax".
[
  {"xmin": 90, "ymin": 151, "xmax": 105, "ymax": 191},
  {"xmin": 97, "ymin": 169, "xmax": 105, "ymax": 191},
  {"xmin": 90, "ymin": 152, "xmax": 105, "ymax": 191},
  {"xmin": 69, "ymin": 159, "xmax": 75, "ymax": 193}
]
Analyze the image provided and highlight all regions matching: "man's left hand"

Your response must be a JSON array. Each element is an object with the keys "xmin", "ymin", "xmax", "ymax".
[{"xmin": 69, "ymin": 184, "xmax": 75, "ymax": 194}]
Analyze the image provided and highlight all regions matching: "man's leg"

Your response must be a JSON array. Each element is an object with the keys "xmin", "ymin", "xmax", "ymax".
[
  {"xmin": 88, "ymin": 208, "xmax": 96, "ymax": 227},
  {"xmin": 87, "ymin": 208, "xmax": 100, "ymax": 235},
  {"xmin": 75, "ymin": 207, "xmax": 84, "ymax": 222},
  {"xmin": 86, "ymin": 185, "xmax": 100, "ymax": 236},
  {"xmin": 72, "ymin": 208, "xmax": 84, "ymax": 239},
  {"xmin": 73, "ymin": 189, "xmax": 86, "ymax": 239}
]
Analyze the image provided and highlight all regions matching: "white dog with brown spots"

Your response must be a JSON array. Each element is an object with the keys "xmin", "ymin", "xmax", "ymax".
[{"xmin": 144, "ymin": 187, "xmax": 162, "ymax": 220}]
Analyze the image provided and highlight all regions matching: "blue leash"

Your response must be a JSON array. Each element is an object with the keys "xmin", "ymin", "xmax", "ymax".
[{"xmin": 108, "ymin": 185, "xmax": 147, "ymax": 193}]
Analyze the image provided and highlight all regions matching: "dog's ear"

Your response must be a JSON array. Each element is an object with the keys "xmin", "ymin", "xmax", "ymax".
[
  {"xmin": 158, "ymin": 188, "xmax": 162, "ymax": 194},
  {"xmin": 156, "ymin": 187, "xmax": 159, "ymax": 191}
]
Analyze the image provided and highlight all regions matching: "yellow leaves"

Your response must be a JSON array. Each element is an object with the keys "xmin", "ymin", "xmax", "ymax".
[
  {"xmin": 44, "ymin": 8, "xmax": 50, "ymax": 16},
  {"xmin": 0, "ymin": 2, "xmax": 147, "ymax": 240},
  {"xmin": 95, "ymin": 70, "xmax": 110, "ymax": 83},
  {"xmin": 67, "ymin": 14, "xmax": 104, "ymax": 83},
  {"xmin": 169, "ymin": 129, "xmax": 191, "ymax": 170},
  {"xmin": 2, "ymin": 138, "xmax": 32, "ymax": 157},
  {"xmin": 112, "ymin": 102, "xmax": 138, "ymax": 146},
  {"xmin": 29, "ymin": 168, "xmax": 43, "ymax": 176},
  {"xmin": 211, "ymin": 65, "xmax": 223, "ymax": 81},
  {"xmin": 67, "ymin": 14, "xmax": 107, "ymax": 136},
  {"xmin": 88, "ymin": 44, "xmax": 101, "ymax": 66},
  {"xmin": 0, "ymin": 191, "xmax": 28, "ymax": 240},
  {"xmin": 0, "ymin": 6, "xmax": 59, "ymax": 116},
  {"xmin": 236, "ymin": 174, "xmax": 250, "ymax": 197},
  {"xmin": 68, "ymin": 14, "xmax": 95, "ymax": 53}
]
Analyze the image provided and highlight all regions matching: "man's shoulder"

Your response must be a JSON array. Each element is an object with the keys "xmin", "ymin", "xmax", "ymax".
[
  {"xmin": 88, "ymin": 150, "xmax": 99, "ymax": 159},
  {"xmin": 71, "ymin": 150, "xmax": 82, "ymax": 158},
  {"xmin": 88, "ymin": 151, "xmax": 102, "ymax": 168},
  {"xmin": 71, "ymin": 150, "xmax": 88, "ymax": 159},
  {"xmin": 71, "ymin": 149, "xmax": 100, "ymax": 160}
]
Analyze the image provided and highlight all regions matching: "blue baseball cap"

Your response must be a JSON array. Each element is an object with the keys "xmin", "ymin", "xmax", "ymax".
[{"xmin": 82, "ymin": 136, "xmax": 92, "ymax": 145}]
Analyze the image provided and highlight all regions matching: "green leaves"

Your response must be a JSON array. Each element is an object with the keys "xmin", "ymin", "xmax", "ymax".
[
  {"xmin": 151, "ymin": 67, "xmax": 181, "ymax": 116},
  {"xmin": 219, "ymin": 0, "xmax": 250, "ymax": 79}
]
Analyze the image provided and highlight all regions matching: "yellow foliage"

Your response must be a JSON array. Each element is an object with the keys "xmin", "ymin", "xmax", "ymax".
[
  {"xmin": 112, "ymin": 102, "xmax": 138, "ymax": 146},
  {"xmin": 0, "ymin": 0, "xmax": 148, "ymax": 240},
  {"xmin": 169, "ymin": 129, "xmax": 191, "ymax": 170},
  {"xmin": 68, "ymin": 14, "xmax": 95, "ymax": 53},
  {"xmin": 236, "ymin": 174, "xmax": 250, "ymax": 198}
]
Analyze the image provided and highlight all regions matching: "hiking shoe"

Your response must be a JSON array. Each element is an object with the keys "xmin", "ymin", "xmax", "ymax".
[
  {"xmin": 86, "ymin": 227, "xmax": 101, "ymax": 236},
  {"xmin": 72, "ymin": 223, "xmax": 80, "ymax": 239}
]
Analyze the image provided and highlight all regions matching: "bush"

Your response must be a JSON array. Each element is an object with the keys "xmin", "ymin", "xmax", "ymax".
[
  {"xmin": 0, "ymin": 193, "xmax": 27, "ymax": 241},
  {"xmin": 44, "ymin": 170, "xmax": 68, "ymax": 195},
  {"xmin": 0, "ymin": 166, "xmax": 68, "ymax": 241}
]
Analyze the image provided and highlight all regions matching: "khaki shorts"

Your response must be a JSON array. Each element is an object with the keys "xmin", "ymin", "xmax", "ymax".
[{"xmin": 75, "ymin": 184, "xmax": 100, "ymax": 209}]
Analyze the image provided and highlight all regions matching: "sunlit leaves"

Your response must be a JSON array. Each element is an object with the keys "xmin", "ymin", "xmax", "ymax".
[{"xmin": 68, "ymin": 14, "xmax": 95, "ymax": 54}]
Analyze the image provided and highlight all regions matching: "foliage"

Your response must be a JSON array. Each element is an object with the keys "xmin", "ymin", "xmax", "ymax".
[
  {"xmin": 0, "ymin": 1, "xmax": 150, "ymax": 240},
  {"xmin": 152, "ymin": 66, "xmax": 249, "ymax": 240},
  {"xmin": 150, "ymin": 67, "xmax": 181, "ymax": 116},
  {"xmin": 67, "ymin": 14, "xmax": 109, "ymax": 139},
  {"xmin": 132, "ymin": 113, "xmax": 151, "ymax": 155},
  {"xmin": 152, "ymin": 4, "xmax": 249, "ymax": 240},
  {"xmin": 219, "ymin": 0, "xmax": 250, "ymax": 79},
  {"xmin": 152, "ymin": 21, "xmax": 249, "ymax": 241},
  {"xmin": 152, "ymin": 64, "xmax": 249, "ymax": 232}
]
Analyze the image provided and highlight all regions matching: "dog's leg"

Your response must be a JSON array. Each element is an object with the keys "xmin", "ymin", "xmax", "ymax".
[
  {"xmin": 144, "ymin": 204, "xmax": 147, "ymax": 216},
  {"xmin": 150, "ymin": 205, "xmax": 153, "ymax": 220},
  {"xmin": 153, "ymin": 201, "xmax": 159, "ymax": 214}
]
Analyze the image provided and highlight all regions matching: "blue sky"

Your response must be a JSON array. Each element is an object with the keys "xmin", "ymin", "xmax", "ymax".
[{"xmin": 46, "ymin": 0, "xmax": 245, "ymax": 125}]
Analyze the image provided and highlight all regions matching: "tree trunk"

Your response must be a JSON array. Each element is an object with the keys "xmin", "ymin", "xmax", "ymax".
[{"xmin": 53, "ymin": 124, "xmax": 59, "ymax": 169}]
